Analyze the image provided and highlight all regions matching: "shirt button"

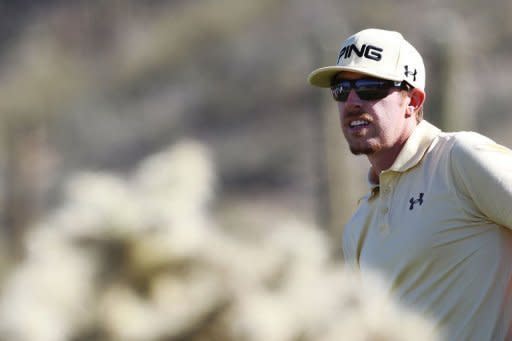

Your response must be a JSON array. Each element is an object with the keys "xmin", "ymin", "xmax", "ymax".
[
  {"xmin": 381, "ymin": 207, "xmax": 389, "ymax": 214},
  {"xmin": 383, "ymin": 187, "xmax": 391, "ymax": 194}
]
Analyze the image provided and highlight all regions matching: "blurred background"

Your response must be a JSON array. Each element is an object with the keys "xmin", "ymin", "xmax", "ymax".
[
  {"xmin": 0, "ymin": 1, "xmax": 510, "ymax": 339},
  {"xmin": 1, "ymin": 0, "xmax": 512, "ymax": 256}
]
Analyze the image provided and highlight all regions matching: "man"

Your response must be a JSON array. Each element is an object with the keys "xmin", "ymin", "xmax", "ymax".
[{"xmin": 308, "ymin": 28, "xmax": 512, "ymax": 340}]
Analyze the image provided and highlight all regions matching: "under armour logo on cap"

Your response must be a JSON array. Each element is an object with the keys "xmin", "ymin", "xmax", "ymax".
[{"xmin": 404, "ymin": 65, "xmax": 417, "ymax": 81}]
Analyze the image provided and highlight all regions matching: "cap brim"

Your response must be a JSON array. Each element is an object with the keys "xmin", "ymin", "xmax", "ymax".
[
  {"xmin": 307, "ymin": 66, "xmax": 402, "ymax": 88},
  {"xmin": 307, "ymin": 67, "xmax": 343, "ymax": 88}
]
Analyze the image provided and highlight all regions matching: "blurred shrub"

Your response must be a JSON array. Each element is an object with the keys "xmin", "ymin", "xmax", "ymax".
[{"xmin": 0, "ymin": 140, "xmax": 439, "ymax": 341}]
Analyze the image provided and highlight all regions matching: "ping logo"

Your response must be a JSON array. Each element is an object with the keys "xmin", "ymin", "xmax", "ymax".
[
  {"xmin": 337, "ymin": 44, "xmax": 383, "ymax": 63},
  {"xmin": 404, "ymin": 65, "xmax": 417, "ymax": 81},
  {"xmin": 409, "ymin": 193, "xmax": 424, "ymax": 210}
]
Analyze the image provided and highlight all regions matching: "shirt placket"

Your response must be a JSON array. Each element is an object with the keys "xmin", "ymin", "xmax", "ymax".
[{"xmin": 378, "ymin": 171, "xmax": 395, "ymax": 235}]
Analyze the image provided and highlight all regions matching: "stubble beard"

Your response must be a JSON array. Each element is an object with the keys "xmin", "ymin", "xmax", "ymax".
[
  {"xmin": 342, "ymin": 110, "xmax": 382, "ymax": 155},
  {"xmin": 344, "ymin": 130, "xmax": 383, "ymax": 155},
  {"xmin": 349, "ymin": 145, "xmax": 377, "ymax": 155},
  {"xmin": 348, "ymin": 142, "xmax": 382, "ymax": 155}
]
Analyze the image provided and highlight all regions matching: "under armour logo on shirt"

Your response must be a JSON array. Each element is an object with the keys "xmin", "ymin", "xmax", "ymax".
[
  {"xmin": 404, "ymin": 65, "xmax": 417, "ymax": 81},
  {"xmin": 409, "ymin": 193, "xmax": 424, "ymax": 210}
]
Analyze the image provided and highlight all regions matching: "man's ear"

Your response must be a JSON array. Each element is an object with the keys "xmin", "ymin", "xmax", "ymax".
[
  {"xmin": 409, "ymin": 88, "xmax": 426, "ymax": 111},
  {"xmin": 406, "ymin": 88, "xmax": 425, "ymax": 116}
]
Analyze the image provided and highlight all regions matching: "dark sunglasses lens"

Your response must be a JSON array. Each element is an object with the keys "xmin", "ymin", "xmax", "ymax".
[
  {"xmin": 331, "ymin": 87, "xmax": 349, "ymax": 101},
  {"xmin": 356, "ymin": 89, "xmax": 390, "ymax": 100},
  {"xmin": 331, "ymin": 79, "xmax": 395, "ymax": 102}
]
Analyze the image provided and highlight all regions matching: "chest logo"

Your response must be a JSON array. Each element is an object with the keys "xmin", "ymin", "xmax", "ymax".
[{"xmin": 409, "ymin": 193, "xmax": 424, "ymax": 210}]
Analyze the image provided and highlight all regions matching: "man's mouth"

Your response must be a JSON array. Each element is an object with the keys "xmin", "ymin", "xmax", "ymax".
[{"xmin": 349, "ymin": 119, "xmax": 370, "ymax": 128}]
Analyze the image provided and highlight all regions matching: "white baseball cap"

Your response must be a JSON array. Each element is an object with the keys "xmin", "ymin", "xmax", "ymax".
[{"xmin": 308, "ymin": 28, "xmax": 425, "ymax": 90}]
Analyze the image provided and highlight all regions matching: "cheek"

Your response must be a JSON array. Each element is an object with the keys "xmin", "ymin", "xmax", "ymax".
[{"xmin": 373, "ymin": 95, "xmax": 407, "ymax": 119}]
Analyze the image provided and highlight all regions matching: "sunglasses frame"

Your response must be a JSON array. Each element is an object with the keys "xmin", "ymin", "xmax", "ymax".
[{"xmin": 330, "ymin": 78, "xmax": 410, "ymax": 102}]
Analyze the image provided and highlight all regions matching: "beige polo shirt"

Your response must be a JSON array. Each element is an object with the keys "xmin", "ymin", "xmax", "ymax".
[{"xmin": 342, "ymin": 120, "xmax": 512, "ymax": 340}]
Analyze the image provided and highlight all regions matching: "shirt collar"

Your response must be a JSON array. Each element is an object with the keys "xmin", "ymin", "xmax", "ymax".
[{"xmin": 368, "ymin": 120, "xmax": 441, "ymax": 187}]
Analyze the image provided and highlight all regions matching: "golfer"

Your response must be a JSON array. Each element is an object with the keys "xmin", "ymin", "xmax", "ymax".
[{"xmin": 308, "ymin": 28, "xmax": 512, "ymax": 340}]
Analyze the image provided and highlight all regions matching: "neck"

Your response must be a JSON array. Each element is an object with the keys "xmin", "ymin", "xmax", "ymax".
[
  {"xmin": 367, "ymin": 139, "xmax": 407, "ymax": 175},
  {"xmin": 368, "ymin": 115, "xmax": 420, "ymax": 176}
]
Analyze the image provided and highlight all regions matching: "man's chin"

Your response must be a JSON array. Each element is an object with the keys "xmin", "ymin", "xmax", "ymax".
[
  {"xmin": 349, "ymin": 147, "xmax": 374, "ymax": 155},
  {"xmin": 348, "ymin": 144, "xmax": 380, "ymax": 155}
]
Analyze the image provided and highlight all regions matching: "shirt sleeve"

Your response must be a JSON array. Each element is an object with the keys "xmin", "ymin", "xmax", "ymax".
[{"xmin": 450, "ymin": 133, "xmax": 512, "ymax": 229}]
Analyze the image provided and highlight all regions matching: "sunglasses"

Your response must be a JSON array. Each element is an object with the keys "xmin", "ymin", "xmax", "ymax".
[{"xmin": 330, "ymin": 78, "xmax": 410, "ymax": 102}]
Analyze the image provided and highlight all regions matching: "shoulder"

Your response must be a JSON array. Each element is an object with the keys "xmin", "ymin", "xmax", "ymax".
[
  {"xmin": 438, "ymin": 130, "xmax": 494, "ymax": 148},
  {"xmin": 438, "ymin": 131, "xmax": 512, "ymax": 184},
  {"xmin": 436, "ymin": 131, "xmax": 501, "ymax": 163}
]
